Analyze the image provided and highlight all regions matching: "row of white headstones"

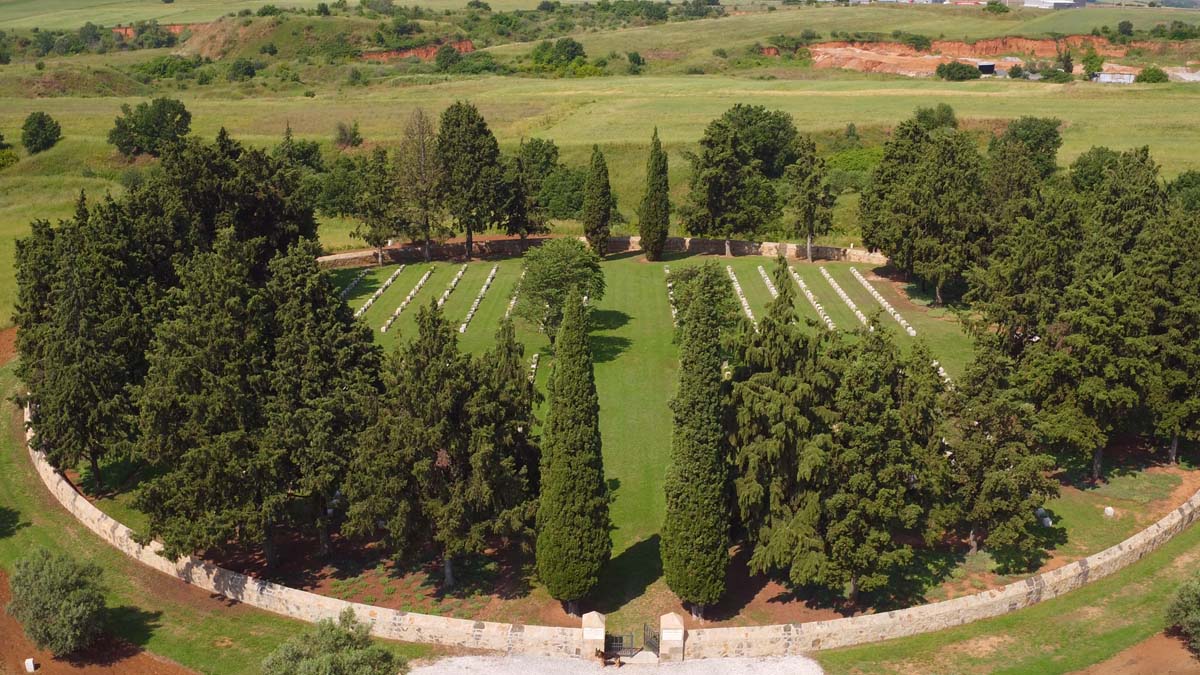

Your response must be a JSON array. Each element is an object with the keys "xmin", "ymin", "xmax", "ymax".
[
  {"xmin": 360, "ymin": 263, "xmax": 521, "ymax": 335},
  {"xmin": 724, "ymin": 264, "xmax": 949, "ymax": 383}
]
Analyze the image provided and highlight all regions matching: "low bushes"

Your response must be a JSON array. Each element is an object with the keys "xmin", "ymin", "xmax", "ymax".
[
  {"xmin": 6, "ymin": 549, "xmax": 106, "ymax": 657},
  {"xmin": 936, "ymin": 61, "xmax": 982, "ymax": 81}
]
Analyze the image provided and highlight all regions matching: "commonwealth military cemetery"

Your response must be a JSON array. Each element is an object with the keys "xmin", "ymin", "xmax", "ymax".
[{"xmin": 6, "ymin": 2, "xmax": 1200, "ymax": 673}]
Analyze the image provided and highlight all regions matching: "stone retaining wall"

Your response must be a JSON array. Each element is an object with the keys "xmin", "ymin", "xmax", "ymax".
[
  {"xmin": 28, "ymin": 407, "xmax": 1200, "ymax": 660},
  {"xmin": 23, "ymin": 408, "xmax": 583, "ymax": 658},
  {"xmin": 317, "ymin": 236, "xmax": 887, "ymax": 269},
  {"xmin": 683, "ymin": 486, "xmax": 1200, "ymax": 658}
]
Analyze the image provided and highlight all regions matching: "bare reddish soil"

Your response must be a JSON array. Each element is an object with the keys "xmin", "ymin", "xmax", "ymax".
[
  {"xmin": 1074, "ymin": 632, "xmax": 1199, "ymax": 674},
  {"xmin": 0, "ymin": 328, "xmax": 16, "ymax": 367},
  {"xmin": 0, "ymin": 572, "xmax": 194, "ymax": 675},
  {"xmin": 786, "ymin": 34, "xmax": 1181, "ymax": 77},
  {"xmin": 361, "ymin": 40, "xmax": 475, "ymax": 63}
]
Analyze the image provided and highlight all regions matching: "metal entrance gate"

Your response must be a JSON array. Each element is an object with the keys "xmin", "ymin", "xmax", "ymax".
[{"xmin": 604, "ymin": 623, "xmax": 659, "ymax": 658}]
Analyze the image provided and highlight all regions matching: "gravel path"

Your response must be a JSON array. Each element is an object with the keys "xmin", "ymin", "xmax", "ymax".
[{"xmin": 411, "ymin": 654, "xmax": 825, "ymax": 674}]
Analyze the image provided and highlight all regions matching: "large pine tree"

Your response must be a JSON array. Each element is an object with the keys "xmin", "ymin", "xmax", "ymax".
[
  {"xmin": 581, "ymin": 145, "xmax": 612, "ymax": 256},
  {"xmin": 134, "ymin": 232, "xmax": 283, "ymax": 563},
  {"xmin": 638, "ymin": 129, "xmax": 670, "ymax": 261},
  {"xmin": 662, "ymin": 272, "xmax": 729, "ymax": 618},
  {"xmin": 436, "ymin": 101, "xmax": 502, "ymax": 260},
  {"xmin": 536, "ymin": 287, "xmax": 611, "ymax": 614},
  {"xmin": 396, "ymin": 108, "xmax": 446, "ymax": 262},
  {"xmin": 264, "ymin": 239, "xmax": 383, "ymax": 556}
]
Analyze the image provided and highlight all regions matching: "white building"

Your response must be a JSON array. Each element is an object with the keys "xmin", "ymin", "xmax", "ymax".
[{"xmin": 1024, "ymin": 0, "xmax": 1082, "ymax": 8}]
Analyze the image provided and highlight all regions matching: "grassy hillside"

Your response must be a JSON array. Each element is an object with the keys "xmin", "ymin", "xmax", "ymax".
[{"xmin": 3, "ymin": 72, "xmax": 1200, "ymax": 327}]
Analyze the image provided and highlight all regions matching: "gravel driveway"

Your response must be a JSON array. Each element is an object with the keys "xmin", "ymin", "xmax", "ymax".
[{"xmin": 410, "ymin": 654, "xmax": 825, "ymax": 674}]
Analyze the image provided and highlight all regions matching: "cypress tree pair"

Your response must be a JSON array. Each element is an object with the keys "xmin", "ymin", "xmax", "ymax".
[
  {"xmin": 662, "ymin": 269, "xmax": 729, "ymax": 618},
  {"xmin": 581, "ymin": 145, "xmax": 612, "ymax": 256},
  {"xmin": 639, "ymin": 129, "xmax": 670, "ymax": 261},
  {"xmin": 536, "ymin": 287, "xmax": 611, "ymax": 614}
]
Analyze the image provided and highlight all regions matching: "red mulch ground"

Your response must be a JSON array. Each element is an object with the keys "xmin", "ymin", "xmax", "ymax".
[
  {"xmin": 1075, "ymin": 632, "xmax": 1200, "ymax": 674},
  {"xmin": 0, "ymin": 571, "xmax": 194, "ymax": 675}
]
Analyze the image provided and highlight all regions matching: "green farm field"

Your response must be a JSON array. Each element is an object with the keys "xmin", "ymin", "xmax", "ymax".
[{"xmin": 4, "ymin": 72, "xmax": 1200, "ymax": 328}]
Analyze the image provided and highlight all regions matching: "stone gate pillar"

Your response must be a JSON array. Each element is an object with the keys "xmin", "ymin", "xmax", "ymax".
[
  {"xmin": 581, "ymin": 610, "xmax": 605, "ymax": 657},
  {"xmin": 659, "ymin": 612, "xmax": 686, "ymax": 662}
]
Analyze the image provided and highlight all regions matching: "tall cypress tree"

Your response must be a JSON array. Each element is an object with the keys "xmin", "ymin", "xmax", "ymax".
[
  {"xmin": 436, "ymin": 101, "xmax": 502, "ymax": 260},
  {"xmin": 536, "ymin": 287, "xmax": 611, "ymax": 614},
  {"xmin": 14, "ymin": 216, "xmax": 59, "ymax": 402},
  {"xmin": 264, "ymin": 239, "xmax": 383, "ymax": 556},
  {"xmin": 662, "ymin": 273, "xmax": 729, "ymax": 618},
  {"xmin": 639, "ymin": 129, "xmax": 670, "ymax": 261},
  {"xmin": 581, "ymin": 145, "xmax": 612, "ymax": 256}
]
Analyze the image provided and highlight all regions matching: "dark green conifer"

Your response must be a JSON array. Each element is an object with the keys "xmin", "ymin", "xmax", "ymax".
[
  {"xmin": 662, "ymin": 270, "xmax": 729, "ymax": 618},
  {"xmin": 639, "ymin": 129, "xmax": 670, "ymax": 261},
  {"xmin": 536, "ymin": 287, "xmax": 611, "ymax": 614},
  {"xmin": 581, "ymin": 145, "xmax": 612, "ymax": 256},
  {"xmin": 436, "ymin": 101, "xmax": 503, "ymax": 260}
]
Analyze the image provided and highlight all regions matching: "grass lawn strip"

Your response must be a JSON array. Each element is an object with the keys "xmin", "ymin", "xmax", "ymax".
[
  {"xmin": 459, "ymin": 264, "xmax": 500, "ymax": 333},
  {"xmin": 790, "ymin": 265, "xmax": 837, "ymax": 331},
  {"xmin": 725, "ymin": 265, "xmax": 758, "ymax": 329},
  {"xmin": 819, "ymin": 265, "xmax": 869, "ymax": 327},
  {"xmin": 382, "ymin": 266, "xmax": 434, "ymax": 333}
]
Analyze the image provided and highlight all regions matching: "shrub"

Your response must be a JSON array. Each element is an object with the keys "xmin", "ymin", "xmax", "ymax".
[
  {"xmin": 227, "ymin": 57, "xmax": 257, "ymax": 81},
  {"xmin": 1168, "ymin": 576, "xmax": 1200, "ymax": 651},
  {"xmin": 712, "ymin": 48, "xmax": 728, "ymax": 58},
  {"xmin": 335, "ymin": 120, "xmax": 363, "ymax": 148},
  {"xmin": 6, "ymin": 549, "xmax": 105, "ymax": 657},
  {"xmin": 262, "ymin": 608, "xmax": 403, "ymax": 675},
  {"xmin": 435, "ymin": 44, "xmax": 461, "ymax": 71},
  {"xmin": 0, "ymin": 148, "xmax": 18, "ymax": 171},
  {"xmin": 21, "ymin": 111, "xmax": 62, "ymax": 154},
  {"xmin": 260, "ymin": 42, "xmax": 278, "ymax": 55},
  {"xmin": 1136, "ymin": 65, "xmax": 1169, "ymax": 83},
  {"xmin": 984, "ymin": 0, "xmax": 1010, "ymax": 13},
  {"xmin": 1041, "ymin": 68, "xmax": 1073, "ymax": 83},
  {"xmin": 538, "ymin": 165, "xmax": 586, "ymax": 218},
  {"xmin": 107, "ymin": 97, "xmax": 191, "ymax": 157},
  {"xmin": 935, "ymin": 61, "xmax": 981, "ymax": 81},
  {"xmin": 1008, "ymin": 63, "xmax": 1025, "ymax": 79}
]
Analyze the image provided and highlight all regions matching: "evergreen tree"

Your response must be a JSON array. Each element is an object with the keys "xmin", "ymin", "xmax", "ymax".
[
  {"xmin": 638, "ymin": 128, "xmax": 670, "ymax": 261},
  {"xmin": 990, "ymin": 117, "xmax": 1062, "ymax": 179},
  {"xmin": 498, "ymin": 153, "xmax": 548, "ymax": 241},
  {"xmin": 437, "ymin": 101, "xmax": 502, "ymax": 260},
  {"xmin": 14, "ymin": 217, "xmax": 58, "ymax": 401},
  {"xmin": 536, "ymin": 287, "xmax": 611, "ymax": 613},
  {"xmin": 32, "ymin": 195, "xmax": 153, "ymax": 489},
  {"xmin": 134, "ymin": 232, "xmax": 283, "ymax": 563},
  {"xmin": 824, "ymin": 328, "xmax": 941, "ymax": 603},
  {"xmin": 662, "ymin": 275, "xmax": 729, "ymax": 618},
  {"xmin": 350, "ymin": 147, "xmax": 406, "ymax": 265},
  {"xmin": 896, "ymin": 129, "xmax": 987, "ymax": 305},
  {"xmin": 860, "ymin": 118, "xmax": 931, "ymax": 276},
  {"xmin": 396, "ymin": 107, "xmax": 446, "ymax": 262},
  {"xmin": 265, "ymin": 239, "xmax": 383, "ymax": 556},
  {"xmin": 680, "ymin": 129, "xmax": 779, "ymax": 254},
  {"xmin": 728, "ymin": 257, "xmax": 844, "ymax": 588},
  {"xmin": 581, "ymin": 145, "xmax": 613, "ymax": 256},
  {"xmin": 1124, "ymin": 209, "xmax": 1200, "ymax": 464},
  {"xmin": 947, "ymin": 341, "xmax": 1058, "ymax": 568},
  {"xmin": 784, "ymin": 135, "xmax": 835, "ymax": 263}
]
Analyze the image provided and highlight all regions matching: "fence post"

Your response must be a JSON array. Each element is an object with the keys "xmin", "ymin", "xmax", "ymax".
[
  {"xmin": 659, "ymin": 612, "xmax": 686, "ymax": 662},
  {"xmin": 581, "ymin": 611, "xmax": 605, "ymax": 657}
]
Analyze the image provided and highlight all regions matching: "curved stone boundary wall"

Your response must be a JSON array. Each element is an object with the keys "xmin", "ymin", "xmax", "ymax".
[
  {"xmin": 317, "ymin": 235, "xmax": 887, "ymax": 269},
  {"xmin": 678, "ymin": 487, "xmax": 1200, "ymax": 658},
  {"xmin": 27, "ymin": 407, "xmax": 1200, "ymax": 661},
  {"xmin": 22, "ymin": 408, "xmax": 583, "ymax": 658}
]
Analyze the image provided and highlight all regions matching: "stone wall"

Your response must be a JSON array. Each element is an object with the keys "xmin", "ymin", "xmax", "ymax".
[
  {"xmin": 683, "ymin": 485, "xmax": 1200, "ymax": 657},
  {"xmin": 23, "ymin": 409, "xmax": 583, "ymax": 658},
  {"xmin": 32, "ymin": 397, "xmax": 1199, "ymax": 660},
  {"xmin": 317, "ymin": 236, "xmax": 888, "ymax": 269}
]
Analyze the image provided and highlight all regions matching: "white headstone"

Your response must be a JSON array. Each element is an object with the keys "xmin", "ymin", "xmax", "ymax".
[
  {"xmin": 1036, "ymin": 507, "xmax": 1047, "ymax": 518},
  {"xmin": 1104, "ymin": 506, "xmax": 1115, "ymax": 518},
  {"xmin": 1042, "ymin": 516, "xmax": 1053, "ymax": 528},
  {"xmin": 24, "ymin": 658, "xmax": 36, "ymax": 673}
]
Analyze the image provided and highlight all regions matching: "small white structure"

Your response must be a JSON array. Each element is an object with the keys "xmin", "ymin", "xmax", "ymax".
[
  {"xmin": 1096, "ymin": 72, "xmax": 1136, "ymax": 84},
  {"xmin": 1105, "ymin": 506, "xmax": 1116, "ymax": 518},
  {"xmin": 1024, "ymin": 0, "xmax": 1080, "ymax": 8},
  {"xmin": 24, "ymin": 658, "xmax": 36, "ymax": 673}
]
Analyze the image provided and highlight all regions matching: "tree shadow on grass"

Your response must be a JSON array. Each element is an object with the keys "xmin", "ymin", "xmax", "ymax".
[
  {"xmin": 63, "ymin": 606, "xmax": 163, "ymax": 667},
  {"xmin": 0, "ymin": 505, "xmax": 28, "ymax": 539},
  {"xmin": 590, "ymin": 535, "xmax": 662, "ymax": 615},
  {"xmin": 590, "ymin": 335, "xmax": 633, "ymax": 364},
  {"xmin": 590, "ymin": 309, "xmax": 630, "ymax": 332}
]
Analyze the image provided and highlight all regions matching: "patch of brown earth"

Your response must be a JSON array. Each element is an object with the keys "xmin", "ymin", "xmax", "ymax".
[
  {"xmin": 1073, "ymin": 632, "xmax": 1199, "ymax": 675},
  {"xmin": 0, "ymin": 571, "xmax": 195, "ymax": 675},
  {"xmin": 0, "ymin": 327, "xmax": 16, "ymax": 366},
  {"xmin": 800, "ymin": 35, "xmax": 1176, "ymax": 78}
]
